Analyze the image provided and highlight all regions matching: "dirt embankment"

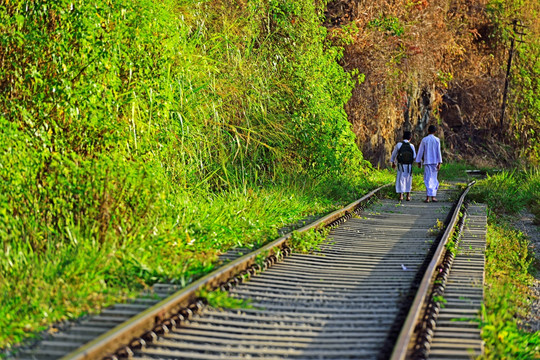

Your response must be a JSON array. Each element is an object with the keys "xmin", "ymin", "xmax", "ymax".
[{"xmin": 325, "ymin": 0, "xmax": 512, "ymax": 167}]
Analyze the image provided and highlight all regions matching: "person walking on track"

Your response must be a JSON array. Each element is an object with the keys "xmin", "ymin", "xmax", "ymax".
[
  {"xmin": 390, "ymin": 131, "xmax": 416, "ymax": 202},
  {"xmin": 415, "ymin": 125, "xmax": 442, "ymax": 203}
]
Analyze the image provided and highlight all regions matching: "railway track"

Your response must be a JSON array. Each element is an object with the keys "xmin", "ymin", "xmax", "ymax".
[{"xmin": 14, "ymin": 183, "xmax": 487, "ymax": 360}]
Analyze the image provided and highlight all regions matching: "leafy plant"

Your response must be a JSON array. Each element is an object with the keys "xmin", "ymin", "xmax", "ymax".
[
  {"xmin": 198, "ymin": 288, "xmax": 253, "ymax": 310},
  {"xmin": 432, "ymin": 295, "xmax": 447, "ymax": 308},
  {"xmin": 436, "ymin": 71, "xmax": 454, "ymax": 88},
  {"xmin": 368, "ymin": 16, "xmax": 405, "ymax": 37},
  {"xmin": 479, "ymin": 222, "xmax": 540, "ymax": 358},
  {"xmin": 289, "ymin": 227, "xmax": 331, "ymax": 254},
  {"xmin": 428, "ymin": 219, "xmax": 445, "ymax": 236},
  {"xmin": 0, "ymin": 0, "xmax": 394, "ymax": 348}
]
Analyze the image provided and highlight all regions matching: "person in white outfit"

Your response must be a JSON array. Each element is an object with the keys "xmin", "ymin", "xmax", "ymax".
[
  {"xmin": 390, "ymin": 131, "xmax": 416, "ymax": 201},
  {"xmin": 415, "ymin": 125, "xmax": 443, "ymax": 203}
]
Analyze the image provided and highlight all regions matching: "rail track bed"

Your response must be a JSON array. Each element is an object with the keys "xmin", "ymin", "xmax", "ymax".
[
  {"xmin": 14, "ymin": 186, "xmax": 487, "ymax": 360},
  {"xmin": 425, "ymin": 204, "xmax": 486, "ymax": 359},
  {"xmin": 128, "ymin": 191, "xmax": 454, "ymax": 360}
]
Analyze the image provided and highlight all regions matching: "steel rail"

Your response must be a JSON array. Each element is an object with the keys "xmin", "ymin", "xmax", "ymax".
[
  {"xmin": 60, "ymin": 183, "xmax": 391, "ymax": 360},
  {"xmin": 389, "ymin": 181, "xmax": 476, "ymax": 360},
  {"xmin": 412, "ymin": 208, "xmax": 468, "ymax": 359}
]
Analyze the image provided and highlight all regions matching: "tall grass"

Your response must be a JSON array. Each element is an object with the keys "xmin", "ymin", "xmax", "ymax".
[
  {"xmin": 470, "ymin": 169, "xmax": 540, "ymax": 221},
  {"xmin": 0, "ymin": 179, "xmax": 388, "ymax": 347},
  {"xmin": 0, "ymin": 0, "xmax": 369, "ymax": 247},
  {"xmin": 471, "ymin": 169, "xmax": 540, "ymax": 357},
  {"xmin": 0, "ymin": 0, "xmax": 377, "ymax": 348},
  {"xmin": 479, "ymin": 223, "xmax": 540, "ymax": 358}
]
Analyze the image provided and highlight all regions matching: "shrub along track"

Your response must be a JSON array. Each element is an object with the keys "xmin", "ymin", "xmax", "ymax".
[{"xmin": 14, "ymin": 183, "xmax": 486, "ymax": 360}]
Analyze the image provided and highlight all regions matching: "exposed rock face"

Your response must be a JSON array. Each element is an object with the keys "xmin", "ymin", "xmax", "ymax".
[{"xmin": 441, "ymin": 103, "xmax": 464, "ymax": 130}]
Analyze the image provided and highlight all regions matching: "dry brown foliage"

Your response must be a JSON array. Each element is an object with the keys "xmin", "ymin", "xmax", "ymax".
[{"xmin": 326, "ymin": 0, "xmax": 514, "ymax": 166}]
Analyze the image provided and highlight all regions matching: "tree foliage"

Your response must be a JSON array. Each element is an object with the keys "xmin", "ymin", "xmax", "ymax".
[
  {"xmin": 0, "ymin": 0, "xmax": 371, "ymax": 347},
  {"xmin": 0, "ymin": 0, "xmax": 367, "ymax": 249},
  {"xmin": 487, "ymin": 0, "xmax": 540, "ymax": 163}
]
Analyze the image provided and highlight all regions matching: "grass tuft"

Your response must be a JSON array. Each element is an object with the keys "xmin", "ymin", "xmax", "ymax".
[{"xmin": 479, "ymin": 222, "xmax": 540, "ymax": 358}]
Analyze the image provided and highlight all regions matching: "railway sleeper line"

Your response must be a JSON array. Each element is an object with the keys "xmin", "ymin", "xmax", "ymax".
[{"xmin": 13, "ymin": 183, "xmax": 487, "ymax": 360}]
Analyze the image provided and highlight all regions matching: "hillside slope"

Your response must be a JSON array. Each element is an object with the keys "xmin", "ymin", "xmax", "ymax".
[
  {"xmin": 326, "ymin": 0, "xmax": 539, "ymax": 166},
  {"xmin": 0, "ymin": 0, "xmax": 380, "ymax": 348}
]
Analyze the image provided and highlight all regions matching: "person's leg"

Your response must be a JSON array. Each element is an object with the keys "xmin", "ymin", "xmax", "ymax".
[
  {"xmin": 404, "ymin": 165, "xmax": 412, "ymax": 201},
  {"xmin": 396, "ymin": 169, "xmax": 405, "ymax": 201},
  {"xmin": 431, "ymin": 175, "xmax": 439, "ymax": 201},
  {"xmin": 423, "ymin": 166, "xmax": 431, "ymax": 202},
  {"xmin": 425, "ymin": 164, "xmax": 439, "ymax": 201}
]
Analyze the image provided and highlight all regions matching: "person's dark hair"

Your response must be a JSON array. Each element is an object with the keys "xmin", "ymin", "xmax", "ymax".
[
  {"xmin": 428, "ymin": 125, "xmax": 437, "ymax": 134},
  {"xmin": 403, "ymin": 131, "xmax": 412, "ymax": 140}
]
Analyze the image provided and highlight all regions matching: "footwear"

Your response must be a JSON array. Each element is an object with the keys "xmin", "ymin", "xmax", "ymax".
[
  {"xmin": 432, "ymin": 198, "xmax": 438, "ymax": 202},
  {"xmin": 406, "ymin": 195, "xmax": 411, "ymax": 201},
  {"xmin": 423, "ymin": 199, "xmax": 431, "ymax": 203}
]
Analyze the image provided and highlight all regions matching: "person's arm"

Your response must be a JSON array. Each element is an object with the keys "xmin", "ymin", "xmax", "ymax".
[
  {"xmin": 436, "ymin": 138, "xmax": 442, "ymax": 170},
  {"xmin": 415, "ymin": 140, "xmax": 424, "ymax": 168},
  {"xmin": 390, "ymin": 143, "xmax": 400, "ymax": 168}
]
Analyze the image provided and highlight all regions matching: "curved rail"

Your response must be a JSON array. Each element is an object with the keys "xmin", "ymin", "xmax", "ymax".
[
  {"xmin": 60, "ymin": 184, "xmax": 391, "ymax": 360},
  {"xmin": 389, "ymin": 180, "xmax": 476, "ymax": 360}
]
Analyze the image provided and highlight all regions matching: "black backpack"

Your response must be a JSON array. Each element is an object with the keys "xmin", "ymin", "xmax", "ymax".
[{"xmin": 397, "ymin": 142, "xmax": 414, "ymax": 172}]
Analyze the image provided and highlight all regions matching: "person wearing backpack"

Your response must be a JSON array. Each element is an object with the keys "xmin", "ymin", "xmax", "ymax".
[
  {"xmin": 415, "ymin": 125, "xmax": 443, "ymax": 203},
  {"xmin": 390, "ymin": 131, "xmax": 416, "ymax": 201}
]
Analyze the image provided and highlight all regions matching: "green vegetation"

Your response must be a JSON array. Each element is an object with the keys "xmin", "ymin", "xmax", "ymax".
[
  {"xmin": 0, "ymin": 0, "xmax": 388, "ymax": 349},
  {"xmin": 480, "ymin": 223, "xmax": 539, "ymax": 358},
  {"xmin": 289, "ymin": 227, "xmax": 331, "ymax": 253},
  {"xmin": 428, "ymin": 218, "xmax": 444, "ymax": 236},
  {"xmin": 471, "ymin": 170, "xmax": 540, "ymax": 358},
  {"xmin": 487, "ymin": 0, "xmax": 540, "ymax": 163},
  {"xmin": 470, "ymin": 169, "xmax": 540, "ymax": 222},
  {"xmin": 198, "ymin": 288, "xmax": 253, "ymax": 310},
  {"xmin": 432, "ymin": 295, "xmax": 447, "ymax": 308},
  {"xmin": 0, "ymin": 0, "xmax": 537, "ymax": 355},
  {"xmin": 368, "ymin": 15, "xmax": 404, "ymax": 37}
]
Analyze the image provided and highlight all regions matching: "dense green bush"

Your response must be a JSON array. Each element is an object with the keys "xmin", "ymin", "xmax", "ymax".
[
  {"xmin": 0, "ymin": 0, "xmax": 368, "ymax": 248},
  {"xmin": 0, "ymin": 0, "xmax": 375, "ymax": 347}
]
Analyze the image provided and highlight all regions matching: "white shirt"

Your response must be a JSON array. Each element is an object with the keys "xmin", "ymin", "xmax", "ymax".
[
  {"xmin": 390, "ymin": 140, "xmax": 416, "ymax": 164},
  {"xmin": 415, "ymin": 134, "xmax": 442, "ymax": 165}
]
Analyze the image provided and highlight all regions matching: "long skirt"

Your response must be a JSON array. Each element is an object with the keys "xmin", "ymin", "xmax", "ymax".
[
  {"xmin": 423, "ymin": 164, "xmax": 439, "ymax": 197},
  {"xmin": 395, "ymin": 164, "xmax": 413, "ymax": 193}
]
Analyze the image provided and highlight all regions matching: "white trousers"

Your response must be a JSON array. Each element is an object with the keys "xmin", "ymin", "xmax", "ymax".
[
  {"xmin": 395, "ymin": 164, "xmax": 413, "ymax": 193},
  {"xmin": 423, "ymin": 164, "xmax": 439, "ymax": 197}
]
